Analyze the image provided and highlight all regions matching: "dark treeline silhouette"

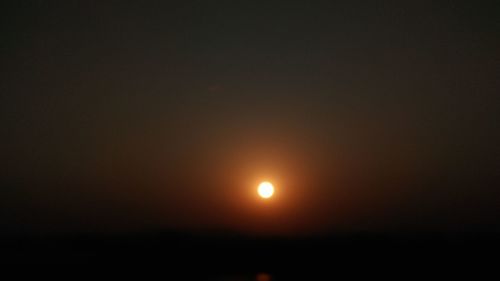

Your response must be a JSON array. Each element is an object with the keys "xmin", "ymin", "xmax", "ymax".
[{"xmin": 2, "ymin": 230, "xmax": 497, "ymax": 278}]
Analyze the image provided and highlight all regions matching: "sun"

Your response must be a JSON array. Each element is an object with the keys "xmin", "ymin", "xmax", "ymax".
[{"xmin": 258, "ymin": 181, "xmax": 274, "ymax": 199}]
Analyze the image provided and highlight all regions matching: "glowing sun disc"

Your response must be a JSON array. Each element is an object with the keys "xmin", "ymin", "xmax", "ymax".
[{"xmin": 258, "ymin": 181, "xmax": 274, "ymax": 199}]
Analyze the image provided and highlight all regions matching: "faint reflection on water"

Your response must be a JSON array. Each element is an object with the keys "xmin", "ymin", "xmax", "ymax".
[
  {"xmin": 255, "ymin": 273, "xmax": 272, "ymax": 281},
  {"xmin": 215, "ymin": 272, "xmax": 273, "ymax": 281}
]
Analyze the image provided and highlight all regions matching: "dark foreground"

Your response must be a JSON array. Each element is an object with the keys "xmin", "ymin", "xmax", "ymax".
[{"xmin": 1, "ymin": 232, "xmax": 498, "ymax": 278}]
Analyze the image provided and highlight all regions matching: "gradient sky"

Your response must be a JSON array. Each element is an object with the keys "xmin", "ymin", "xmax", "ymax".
[{"xmin": 1, "ymin": 1, "xmax": 499, "ymax": 235}]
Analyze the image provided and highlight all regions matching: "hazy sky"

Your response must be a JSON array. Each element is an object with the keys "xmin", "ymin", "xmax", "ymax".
[{"xmin": 1, "ymin": 1, "xmax": 499, "ymax": 235}]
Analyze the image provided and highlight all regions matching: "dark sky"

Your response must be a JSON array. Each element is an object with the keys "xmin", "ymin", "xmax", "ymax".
[{"xmin": 1, "ymin": 1, "xmax": 499, "ymax": 235}]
